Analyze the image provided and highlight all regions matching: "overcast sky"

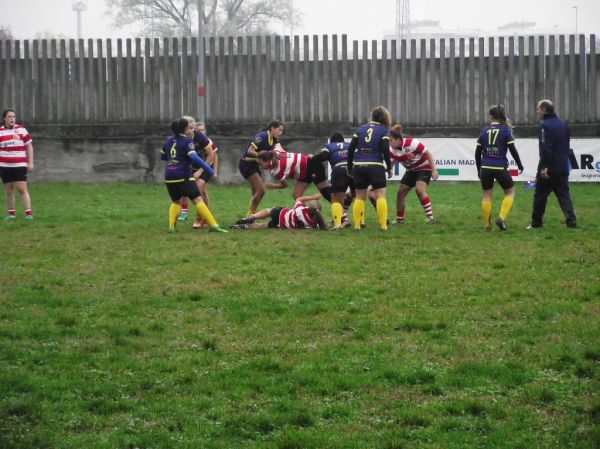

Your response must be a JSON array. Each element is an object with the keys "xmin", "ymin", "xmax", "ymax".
[{"xmin": 1, "ymin": 0, "xmax": 598, "ymax": 40}]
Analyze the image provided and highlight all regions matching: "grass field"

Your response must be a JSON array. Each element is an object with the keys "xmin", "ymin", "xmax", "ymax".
[{"xmin": 1, "ymin": 181, "xmax": 599, "ymax": 449}]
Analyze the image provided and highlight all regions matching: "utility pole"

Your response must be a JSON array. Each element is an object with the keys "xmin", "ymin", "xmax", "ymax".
[
  {"xmin": 396, "ymin": 0, "xmax": 411, "ymax": 40},
  {"xmin": 197, "ymin": 0, "xmax": 206, "ymax": 122}
]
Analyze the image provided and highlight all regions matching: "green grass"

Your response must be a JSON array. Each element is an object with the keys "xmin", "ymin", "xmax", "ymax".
[{"xmin": 1, "ymin": 181, "xmax": 599, "ymax": 449}]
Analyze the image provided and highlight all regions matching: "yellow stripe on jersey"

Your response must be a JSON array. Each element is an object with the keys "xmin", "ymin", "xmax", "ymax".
[
  {"xmin": 354, "ymin": 161, "xmax": 384, "ymax": 166},
  {"xmin": 507, "ymin": 140, "xmax": 515, "ymax": 144},
  {"xmin": 481, "ymin": 166, "xmax": 505, "ymax": 170}
]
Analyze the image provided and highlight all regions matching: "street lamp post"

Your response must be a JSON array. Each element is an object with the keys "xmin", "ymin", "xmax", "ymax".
[
  {"xmin": 197, "ymin": 0, "xmax": 206, "ymax": 122},
  {"xmin": 72, "ymin": 0, "xmax": 87, "ymax": 40}
]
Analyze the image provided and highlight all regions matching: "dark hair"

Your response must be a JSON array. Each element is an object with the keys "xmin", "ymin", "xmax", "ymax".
[
  {"xmin": 488, "ymin": 105, "xmax": 513, "ymax": 127},
  {"xmin": 370, "ymin": 106, "xmax": 392, "ymax": 129},
  {"xmin": 390, "ymin": 124, "xmax": 404, "ymax": 139},
  {"xmin": 263, "ymin": 119, "xmax": 284, "ymax": 132},
  {"xmin": 308, "ymin": 206, "xmax": 328, "ymax": 230},
  {"xmin": 257, "ymin": 150, "xmax": 276, "ymax": 163},
  {"xmin": 171, "ymin": 117, "xmax": 189, "ymax": 135},
  {"xmin": 538, "ymin": 99, "xmax": 554, "ymax": 114},
  {"xmin": 329, "ymin": 132, "xmax": 344, "ymax": 143},
  {"xmin": 2, "ymin": 109, "xmax": 15, "ymax": 119}
]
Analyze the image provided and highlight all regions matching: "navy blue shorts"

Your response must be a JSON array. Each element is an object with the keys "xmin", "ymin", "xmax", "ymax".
[
  {"xmin": 166, "ymin": 180, "xmax": 201, "ymax": 202},
  {"xmin": 353, "ymin": 164, "xmax": 387, "ymax": 190},
  {"xmin": 239, "ymin": 159, "xmax": 261, "ymax": 179},
  {"xmin": 480, "ymin": 168, "xmax": 513, "ymax": 190}
]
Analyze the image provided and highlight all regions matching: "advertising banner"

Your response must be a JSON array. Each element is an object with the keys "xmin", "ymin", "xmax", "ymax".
[{"xmin": 388, "ymin": 138, "xmax": 600, "ymax": 182}]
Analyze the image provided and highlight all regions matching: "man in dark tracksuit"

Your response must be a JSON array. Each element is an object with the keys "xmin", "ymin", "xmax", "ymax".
[{"xmin": 529, "ymin": 99, "xmax": 577, "ymax": 228}]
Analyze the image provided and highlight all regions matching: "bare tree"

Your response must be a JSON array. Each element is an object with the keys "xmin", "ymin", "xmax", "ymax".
[
  {"xmin": 105, "ymin": 0, "xmax": 301, "ymax": 37},
  {"xmin": 0, "ymin": 25, "xmax": 13, "ymax": 40}
]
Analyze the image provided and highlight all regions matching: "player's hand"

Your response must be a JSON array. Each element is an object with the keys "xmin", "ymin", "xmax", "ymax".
[
  {"xmin": 27, "ymin": 162, "xmax": 34, "ymax": 172},
  {"xmin": 518, "ymin": 167, "xmax": 524, "ymax": 175},
  {"xmin": 432, "ymin": 170, "xmax": 439, "ymax": 181},
  {"xmin": 407, "ymin": 152, "xmax": 416, "ymax": 160},
  {"xmin": 540, "ymin": 167, "xmax": 549, "ymax": 179},
  {"xmin": 387, "ymin": 169, "xmax": 393, "ymax": 179}
]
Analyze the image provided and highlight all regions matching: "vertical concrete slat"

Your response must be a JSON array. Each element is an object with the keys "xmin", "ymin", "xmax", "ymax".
[
  {"xmin": 528, "ymin": 36, "xmax": 536, "ymax": 123},
  {"xmin": 284, "ymin": 36, "xmax": 292, "ymax": 122},
  {"xmin": 557, "ymin": 36, "xmax": 566, "ymax": 121},
  {"xmin": 589, "ymin": 35, "xmax": 597, "ymax": 121},
  {"xmin": 428, "ymin": 38, "xmax": 436, "ymax": 126},
  {"xmin": 352, "ymin": 40, "xmax": 359, "ymax": 123},
  {"xmin": 578, "ymin": 34, "xmax": 587, "ymax": 123},
  {"xmin": 517, "ymin": 37, "xmax": 525, "ymax": 124},
  {"xmin": 438, "ymin": 39, "xmax": 445, "ymax": 125},
  {"xmin": 458, "ymin": 38, "xmax": 466, "ymax": 125}
]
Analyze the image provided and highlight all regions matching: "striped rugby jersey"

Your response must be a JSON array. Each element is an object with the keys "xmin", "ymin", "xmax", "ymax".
[
  {"xmin": 390, "ymin": 137, "xmax": 432, "ymax": 171},
  {"xmin": 0, "ymin": 124, "xmax": 32, "ymax": 168}
]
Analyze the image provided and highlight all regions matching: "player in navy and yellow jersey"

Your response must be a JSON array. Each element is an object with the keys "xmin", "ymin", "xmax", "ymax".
[
  {"xmin": 475, "ymin": 105, "xmax": 524, "ymax": 232},
  {"xmin": 178, "ymin": 117, "xmax": 219, "ymax": 228},
  {"xmin": 311, "ymin": 132, "xmax": 353, "ymax": 229},
  {"xmin": 161, "ymin": 117, "xmax": 227, "ymax": 233},
  {"xmin": 347, "ymin": 106, "xmax": 393, "ymax": 231},
  {"xmin": 239, "ymin": 120, "xmax": 284, "ymax": 216}
]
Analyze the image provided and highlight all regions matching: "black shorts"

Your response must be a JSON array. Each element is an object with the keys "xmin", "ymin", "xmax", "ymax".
[
  {"xmin": 268, "ymin": 207, "xmax": 284, "ymax": 228},
  {"xmin": 480, "ymin": 168, "xmax": 514, "ymax": 190},
  {"xmin": 301, "ymin": 157, "xmax": 328, "ymax": 185},
  {"xmin": 166, "ymin": 180, "xmax": 201, "ymax": 202},
  {"xmin": 353, "ymin": 164, "xmax": 387, "ymax": 190},
  {"xmin": 400, "ymin": 170, "xmax": 432, "ymax": 188},
  {"xmin": 239, "ymin": 159, "xmax": 261, "ymax": 179},
  {"xmin": 330, "ymin": 166, "xmax": 355, "ymax": 193},
  {"xmin": 0, "ymin": 166, "xmax": 27, "ymax": 183}
]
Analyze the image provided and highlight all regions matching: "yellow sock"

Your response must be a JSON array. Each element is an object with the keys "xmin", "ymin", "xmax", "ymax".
[
  {"xmin": 169, "ymin": 203, "xmax": 181, "ymax": 229},
  {"xmin": 331, "ymin": 202, "xmax": 343, "ymax": 227},
  {"xmin": 246, "ymin": 200, "xmax": 256, "ymax": 217},
  {"xmin": 195, "ymin": 201, "xmax": 218, "ymax": 227},
  {"xmin": 353, "ymin": 199, "xmax": 365, "ymax": 230},
  {"xmin": 376, "ymin": 197, "xmax": 388, "ymax": 230},
  {"xmin": 499, "ymin": 195, "xmax": 514, "ymax": 220},
  {"xmin": 481, "ymin": 200, "xmax": 492, "ymax": 227}
]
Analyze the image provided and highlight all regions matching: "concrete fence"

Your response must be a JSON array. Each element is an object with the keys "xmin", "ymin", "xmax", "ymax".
[{"xmin": 1, "ymin": 34, "xmax": 598, "ymax": 126}]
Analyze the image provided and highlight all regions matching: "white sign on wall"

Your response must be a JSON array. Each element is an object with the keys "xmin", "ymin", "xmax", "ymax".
[{"xmin": 389, "ymin": 138, "xmax": 600, "ymax": 182}]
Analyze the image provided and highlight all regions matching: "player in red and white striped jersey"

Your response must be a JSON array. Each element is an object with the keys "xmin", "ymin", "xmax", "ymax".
[
  {"xmin": 230, "ymin": 193, "xmax": 328, "ymax": 230},
  {"xmin": 0, "ymin": 109, "xmax": 34, "ymax": 221},
  {"xmin": 257, "ymin": 147, "xmax": 332, "ymax": 203},
  {"xmin": 388, "ymin": 124, "xmax": 439, "ymax": 224}
]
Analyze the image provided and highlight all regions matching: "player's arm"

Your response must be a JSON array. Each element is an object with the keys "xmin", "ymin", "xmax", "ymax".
[
  {"xmin": 26, "ymin": 142, "xmax": 34, "ymax": 172},
  {"xmin": 212, "ymin": 143, "xmax": 219, "ymax": 176},
  {"xmin": 507, "ymin": 143, "xmax": 524, "ymax": 173},
  {"xmin": 311, "ymin": 147, "xmax": 330, "ymax": 163},
  {"xmin": 265, "ymin": 178, "xmax": 289, "ymax": 190},
  {"xmin": 298, "ymin": 193, "xmax": 322, "ymax": 203},
  {"xmin": 475, "ymin": 137, "xmax": 483, "ymax": 177},
  {"xmin": 425, "ymin": 150, "xmax": 439, "ymax": 180},
  {"xmin": 202, "ymin": 140, "xmax": 216, "ymax": 167},
  {"xmin": 347, "ymin": 135, "xmax": 358, "ymax": 175},
  {"xmin": 188, "ymin": 151, "xmax": 214, "ymax": 178},
  {"xmin": 380, "ymin": 137, "xmax": 392, "ymax": 177}
]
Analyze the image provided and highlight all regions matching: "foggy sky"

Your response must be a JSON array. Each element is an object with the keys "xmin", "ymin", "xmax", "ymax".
[{"xmin": 1, "ymin": 0, "xmax": 598, "ymax": 40}]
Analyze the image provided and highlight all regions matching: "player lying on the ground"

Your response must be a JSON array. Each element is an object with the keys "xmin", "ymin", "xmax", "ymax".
[{"xmin": 230, "ymin": 193, "xmax": 328, "ymax": 230}]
